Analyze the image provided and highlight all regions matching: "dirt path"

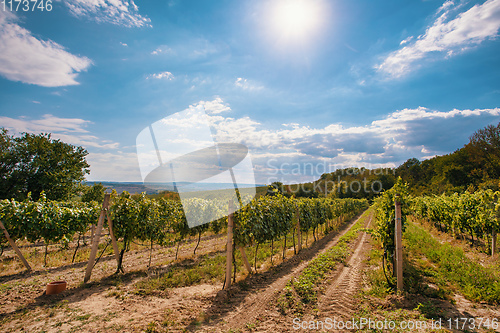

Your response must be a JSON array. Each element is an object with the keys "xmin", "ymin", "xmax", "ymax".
[
  {"xmin": 315, "ymin": 220, "xmax": 370, "ymax": 320},
  {"xmin": 0, "ymin": 213, "xmax": 372, "ymax": 333},
  {"xmin": 0, "ymin": 233, "xmax": 226, "ymax": 319},
  {"xmin": 194, "ymin": 211, "xmax": 372, "ymax": 333}
]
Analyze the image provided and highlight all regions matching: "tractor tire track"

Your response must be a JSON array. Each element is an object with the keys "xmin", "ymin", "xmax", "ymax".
[
  {"xmin": 317, "ymin": 213, "xmax": 372, "ymax": 322},
  {"xmin": 194, "ymin": 211, "xmax": 370, "ymax": 333}
]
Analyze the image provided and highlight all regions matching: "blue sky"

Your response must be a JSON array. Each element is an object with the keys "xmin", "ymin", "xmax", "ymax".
[{"xmin": 1, "ymin": 0, "xmax": 500, "ymax": 184}]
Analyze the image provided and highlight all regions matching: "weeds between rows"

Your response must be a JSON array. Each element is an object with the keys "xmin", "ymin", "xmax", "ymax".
[
  {"xmin": 365, "ymin": 216, "xmax": 500, "ymax": 306},
  {"xmin": 277, "ymin": 209, "xmax": 371, "ymax": 315},
  {"xmin": 352, "ymin": 215, "xmax": 500, "ymax": 332},
  {"xmin": 404, "ymin": 218, "xmax": 500, "ymax": 304},
  {"xmin": 0, "ymin": 218, "xmax": 348, "ymax": 304},
  {"xmin": 134, "ymin": 219, "xmax": 347, "ymax": 295}
]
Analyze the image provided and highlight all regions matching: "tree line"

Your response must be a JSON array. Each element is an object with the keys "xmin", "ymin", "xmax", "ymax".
[
  {"xmin": 295, "ymin": 121, "xmax": 500, "ymax": 199},
  {"xmin": 1, "ymin": 121, "xmax": 498, "ymax": 202}
]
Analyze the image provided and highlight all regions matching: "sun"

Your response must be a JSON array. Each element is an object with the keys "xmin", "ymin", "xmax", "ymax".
[{"xmin": 268, "ymin": 0, "xmax": 325, "ymax": 42}]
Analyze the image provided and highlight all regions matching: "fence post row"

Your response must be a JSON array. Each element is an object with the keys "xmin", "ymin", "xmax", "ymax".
[
  {"xmin": 295, "ymin": 206, "xmax": 302, "ymax": 252},
  {"xmin": 394, "ymin": 198, "xmax": 403, "ymax": 292},
  {"xmin": 0, "ymin": 220, "xmax": 32, "ymax": 272},
  {"xmin": 225, "ymin": 200, "xmax": 234, "ymax": 290},
  {"xmin": 84, "ymin": 194, "xmax": 111, "ymax": 283},
  {"xmin": 492, "ymin": 228, "xmax": 497, "ymax": 257}
]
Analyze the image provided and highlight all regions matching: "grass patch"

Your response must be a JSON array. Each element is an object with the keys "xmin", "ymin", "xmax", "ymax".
[
  {"xmin": 105, "ymin": 289, "xmax": 123, "ymax": 298},
  {"xmin": 405, "ymin": 221, "xmax": 500, "ymax": 304},
  {"xmin": 135, "ymin": 253, "xmax": 226, "ymax": 294},
  {"xmin": 75, "ymin": 314, "xmax": 91, "ymax": 321},
  {"xmin": 145, "ymin": 321, "xmax": 158, "ymax": 333},
  {"xmin": 276, "ymin": 283, "xmax": 304, "ymax": 315},
  {"xmin": 0, "ymin": 281, "xmax": 20, "ymax": 292},
  {"xmin": 135, "ymin": 213, "xmax": 358, "ymax": 294},
  {"xmin": 351, "ymin": 217, "xmax": 463, "ymax": 332},
  {"xmin": 280, "ymin": 209, "xmax": 370, "ymax": 311},
  {"xmin": 362, "ymin": 237, "xmax": 394, "ymax": 298},
  {"xmin": 292, "ymin": 245, "xmax": 349, "ymax": 303}
]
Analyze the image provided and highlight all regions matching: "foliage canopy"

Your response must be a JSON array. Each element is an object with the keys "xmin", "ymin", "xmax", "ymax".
[{"xmin": 0, "ymin": 128, "xmax": 90, "ymax": 200}]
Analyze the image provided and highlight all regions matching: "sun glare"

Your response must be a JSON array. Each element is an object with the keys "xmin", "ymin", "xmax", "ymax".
[{"xmin": 269, "ymin": 0, "xmax": 324, "ymax": 42}]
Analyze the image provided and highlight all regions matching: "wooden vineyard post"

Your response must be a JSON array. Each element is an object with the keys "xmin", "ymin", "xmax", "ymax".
[
  {"xmin": 0, "ymin": 220, "xmax": 32, "ymax": 272},
  {"xmin": 90, "ymin": 224, "xmax": 95, "ymax": 246},
  {"xmin": 239, "ymin": 247, "xmax": 252, "ymax": 274},
  {"xmin": 106, "ymin": 211, "xmax": 120, "ymax": 266},
  {"xmin": 225, "ymin": 200, "xmax": 234, "ymax": 289},
  {"xmin": 492, "ymin": 228, "xmax": 497, "ymax": 257},
  {"xmin": 295, "ymin": 206, "xmax": 302, "ymax": 252},
  {"xmin": 84, "ymin": 194, "xmax": 110, "ymax": 283},
  {"xmin": 395, "ymin": 198, "xmax": 403, "ymax": 292},
  {"xmin": 231, "ymin": 202, "xmax": 252, "ymax": 275}
]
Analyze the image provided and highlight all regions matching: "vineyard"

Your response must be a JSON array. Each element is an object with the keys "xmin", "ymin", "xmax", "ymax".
[
  {"xmin": 2, "ymin": 182, "xmax": 500, "ymax": 332},
  {"xmin": 0, "ymin": 189, "xmax": 374, "ymax": 332},
  {"xmin": 0, "ymin": 191, "xmax": 368, "ymax": 277},
  {"xmin": 412, "ymin": 190, "xmax": 500, "ymax": 250}
]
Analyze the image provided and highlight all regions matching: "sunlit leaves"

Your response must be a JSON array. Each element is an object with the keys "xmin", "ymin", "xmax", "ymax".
[
  {"xmin": 412, "ymin": 189, "xmax": 500, "ymax": 243},
  {"xmin": 373, "ymin": 177, "xmax": 410, "ymax": 260}
]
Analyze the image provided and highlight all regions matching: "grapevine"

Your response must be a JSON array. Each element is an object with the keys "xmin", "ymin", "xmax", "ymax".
[
  {"xmin": 0, "ymin": 191, "xmax": 368, "ymax": 273},
  {"xmin": 372, "ymin": 177, "xmax": 410, "ymax": 285},
  {"xmin": 411, "ymin": 189, "xmax": 500, "ymax": 249}
]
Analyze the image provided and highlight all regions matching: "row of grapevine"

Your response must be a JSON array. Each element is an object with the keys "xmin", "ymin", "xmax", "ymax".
[
  {"xmin": 412, "ymin": 190, "xmax": 500, "ymax": 248},
  {"xmin": 0, "ymin": 193, "xmax": 99, "ymax": 245},
  {"xmin": 0, "ymin": 190, "xmax": 368, "ymax": 272},
  {"xmin": 0, "ymin": 193, "xmax": 100, "ymax": 263},
  {"xmin": 110, "ymin": 193, "xmax": 228, "ymax": 270},
  {"xmin": 235, "ymin": 193, "xmax": 368, "ymax": 248},
  {"xmin": 372, "ymin": 177, "xmax": 410, "ymax": 285},
  {"xmin": 373, "ymin": 179, "xmax": 500, "ymax": 289}
]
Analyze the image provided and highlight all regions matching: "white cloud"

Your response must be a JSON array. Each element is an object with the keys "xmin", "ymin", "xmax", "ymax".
[
  {"xmin": 437, "ymin": 0, "xmax": 456, "ymax": 15},
  {"xmin": 150, "ymin": 39, "xmax": 222, "ymax": 61},
  {"xmin": 86, "ymin": 152, "xmax": 142, "ymax": 181},
  {"xmin": 151, "ymin": 46, "xmax": 172, "ymax": 55},
  {"xmin": 377, "ymin": 0, "xmax": 500, "ymax": 78},
  {"xmin": 191, "ymin": 41, "xmax": 219, "ymax": 58},
  {"xmin": 235, "ymin": 77, "xmax": 264, "ymax": 91},
  {"xmin": 6, "ymin": 100, "xmax": 496, "ymax": 183},
  {"xmin": 197, "ymin": 99, "xmax": 500, "ymax": 182},
  {"xmin": 1, "ymin": 114, "xmax": 147, "ymax": 182},
  {"xmin": 399, "ymin": 36, "xmax": 414, "ymax": 45},
  {"xmin": 61, "ymin": 0, "xmax": 151, "ymax": 28},
  {"xmin": 146, "ymin": 71, "xmax": 174, "ymax": 80},
  {"xmin": 183, "ymin": 38, "xmax": 220, "ymax": 59},
  {"xmin": 0, "ymin": 11, "xmax": 92, "ymax": 87},
  {"xmin": 0, "ymin": 114, "xmax": 119, "ymax": 149},
  {"xmin": 197, "ymin": 97, "xmax": 231, "ymax": 114},
  {"xmin": 60, "ymin": 98, "xmax": 499, "ymax": 183}
]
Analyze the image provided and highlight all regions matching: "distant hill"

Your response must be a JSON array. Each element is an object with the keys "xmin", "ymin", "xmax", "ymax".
[{"xmin": 85, "ymin": 181, "xmax": 265, "ymax": 195}]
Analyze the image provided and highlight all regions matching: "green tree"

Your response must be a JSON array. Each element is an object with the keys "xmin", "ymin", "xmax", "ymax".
[
  {"xmin": 396, "ymin": 158, "xmax": 422, "ymax": 187},
  {"xmin": 0, "ymin": 129, "xmax": 90, "ymax": 200},
  {"xmin": 81, "ymin": 183, "xmax": 106, "ymax": 203},
  {"xmin": 466, "ymin": 122, "xmax": 500, "ymax": 179}
]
